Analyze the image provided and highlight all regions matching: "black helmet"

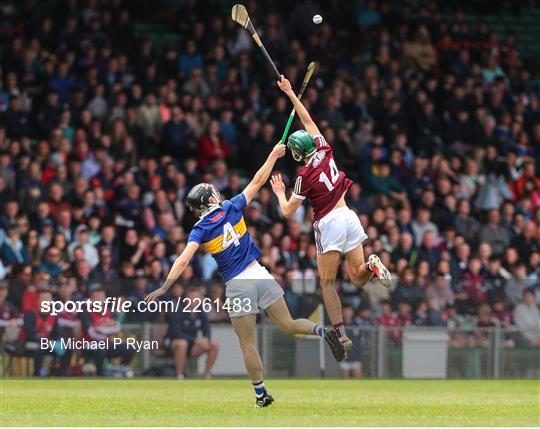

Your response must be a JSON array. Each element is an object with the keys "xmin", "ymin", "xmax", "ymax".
[{"xmin": 186, "ymin": 183, "xmax": 222, "ymax": 213}]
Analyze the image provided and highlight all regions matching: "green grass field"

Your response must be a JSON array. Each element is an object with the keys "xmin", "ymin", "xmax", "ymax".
[{"xmin": 1, "ymin": 379, "xmax": 538, "ymax": 426}]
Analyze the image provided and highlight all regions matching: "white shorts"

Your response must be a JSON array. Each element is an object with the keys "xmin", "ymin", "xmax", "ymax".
[
  {"xmin": 313, "ymin": 206, "xmax": 367, "ymax": 254},
  {"xmin": 339, "ymin": 361, "xmax": 362, "ymax": 371},
  {"xmin": 225, "ymin": 261, "xmax": 284, "ymax": 318}
]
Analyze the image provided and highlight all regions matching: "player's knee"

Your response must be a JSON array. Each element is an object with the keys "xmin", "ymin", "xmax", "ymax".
[
  {"xmin": 239, "ymin": 338, "xmax": 256, "ymax": 352},
  {"xmin": 209, "ymin": 341, "xmax": 219, "ymax": 352},
  {"xmin": 320, "ymin": 278, "xmax": 336, "ymax": 289}
]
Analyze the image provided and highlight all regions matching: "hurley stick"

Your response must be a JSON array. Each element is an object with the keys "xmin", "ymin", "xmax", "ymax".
[
  {"xmin": 280, "ymin": 62, "xmax": 316, "ymax": 145},
  {"xmin": 231, "ymin": 4, "xmax": 281, "ymax": 79}
]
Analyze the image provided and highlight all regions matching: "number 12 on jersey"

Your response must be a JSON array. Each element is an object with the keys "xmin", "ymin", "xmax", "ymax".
[{"xmin": 319, "ymin": 159, "xmax": 340, "ymax": 191}]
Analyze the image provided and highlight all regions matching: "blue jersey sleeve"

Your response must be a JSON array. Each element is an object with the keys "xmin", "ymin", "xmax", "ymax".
[
  {"xmin": 229, "ymin": 192, "xmax": 247, "ymax": 211},
  {"xmin": 188, "ymin": 225, "xmax": 203, "ymax": 244}
]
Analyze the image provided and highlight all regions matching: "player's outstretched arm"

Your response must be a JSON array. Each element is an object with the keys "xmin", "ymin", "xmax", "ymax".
[
  {"xmin": 277, "ymin": 75, "xmax": 320, "ymax": 136},
  {"xmin": 242, "ymin": 143, "xmax": 286, "ymax": 204},
  {"xmin": 144, "ymin": 242, "xmax": 199, "ymax": 302},
  {"xmin": 270, "ymin": 173, "xmax": 303, "ymax": 219}
]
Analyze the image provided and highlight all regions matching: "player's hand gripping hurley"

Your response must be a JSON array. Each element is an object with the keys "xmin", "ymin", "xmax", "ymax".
[{"xmin": 279, "ymin": 62, "xmax": 316, "ymax": 145}]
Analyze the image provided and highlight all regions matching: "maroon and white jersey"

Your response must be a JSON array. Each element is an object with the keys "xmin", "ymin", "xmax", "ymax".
[{"xmin": 292, "ymin": 134, "xmax": 353, "ymax": 221}]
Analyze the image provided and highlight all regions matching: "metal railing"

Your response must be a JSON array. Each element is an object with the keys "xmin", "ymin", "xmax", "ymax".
[
  {"xmin": 133, "ymin": 322, "xmax": 540, "ymax": 379},
  {"xmin": 2, "ymin": 323, "xmax": 539, "ymax": 379},
  {"xmin": 256, "ymin": 324, "xmax": 540, "ymax": 379}
]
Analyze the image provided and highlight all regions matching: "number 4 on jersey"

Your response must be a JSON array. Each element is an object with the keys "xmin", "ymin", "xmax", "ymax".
[
  {"xmin": 319, "ymin": 159, "xmax": 340, "ymax": 191},
  {"xmin": 222, "ymin": 222, "xmax": 240, "ymax": 249}
]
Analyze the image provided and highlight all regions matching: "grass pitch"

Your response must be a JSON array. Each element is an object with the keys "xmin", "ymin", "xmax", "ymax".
[{"xmin": 1, "ymin": 379, "xmax": 538, "ymax": 426}]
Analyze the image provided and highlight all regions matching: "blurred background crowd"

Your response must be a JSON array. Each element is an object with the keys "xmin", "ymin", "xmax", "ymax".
[{"xmin": 1, "ymin": 0, "xmax": 540, "ymax": 370}]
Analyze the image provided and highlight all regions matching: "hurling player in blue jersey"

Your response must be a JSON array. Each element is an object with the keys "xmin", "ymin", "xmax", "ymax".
[{"xmin": 146, "ymin": 143, "xmax": 344, "ymax": 407}]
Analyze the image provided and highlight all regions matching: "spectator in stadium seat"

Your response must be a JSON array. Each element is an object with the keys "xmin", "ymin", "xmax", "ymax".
[
  {"xmin": 20, "ymin": 287, "xmax": 72, "ymax": 376},
  {"xmin": 365, "ymin": 161, "xmax": 407, "ymax": 201},
  {"xmin": 0, "ymin": 281, "xmax": 19, "ymax": 338},
  {"xmin": 197, "ymin": 120, "xmax": 231, "ymax": 169},
  {"xmin": 127, "ymin": 270, "xmax": 157, "ymax": 323},
  {"xmin": 136, "ymin": 93, "xmax": 161, "ymax": 144},
  {"xmin": 161, "ymin": 106, "xmax": 193, "ymax": 155},
  {"xmin": 55, "ymin": 209, "xmax": 73, "ymax": 242},
  {"xmin": 474, "ymin": 303, "xmax": 496, "ymax": 347},
  {"xmin": 164, "ymin": 286, "xmax": 219, "ymax": 379},
  {"xmin": 512, "ymin": 289, "xmax": 540, "ymax": 346},
  {"xmin": 392, "ymin": 267, "xmax": 423, "ymax": 305},
  {"xmin": 506, "ymin": 263, "xmax": 531, "ymax": 307},
  {"xmin": 491, "ymin": 297, "xmax": 513, "ymax": 331},
  {"xmin": 90, "ymin": 247, "xmax": 120, "ymax": 296},
  {"xmin": 417, "ymin": 231, "xmax": 441, "ymax": 274},
  {"xmin": 179, "ymin": 40, "xmax": 204, "ymax": 76},
  {"xmin": 511, "ymin": 161, "xmax": 540, "ymax": 202},
  {"xmin": 346, "ymin": 183, "xmax": 373, "ymax": 216},
  {"xmin": 460, "ymin": 257, "xmax": 489, "ymax": 308},
  {"xmin": 402, "ymin": 26, "xmax": 436, "ymax": 73},
  {"xmin": 0, "ymin": 200, "xmax": 19, "ymax": 231},
  {"xmin": 68, "ymin": 225, "xmax": 99, "ymax": 269},
  {"xmin": 478, "ymin": 209, "xmax": 510, "ymax": 257},
  {"xmin": 80, "ymin": 287, "xmax": 135, "ymax": 376},
  {"xmin": 426, "ymin": 273, "xmax": 455, "ymax": 309},
  {"xmin": 510, "ymin": 221, "xmax": 539, "ymax": 262},
  {"xmin": 182, "ymin": 68, "xmax": 211, "ymax": 99},
  {"xmin": 414, "ymin": 299, "xmax": 446, "ymax": 327},
  {"xmin": 4, "ymin": 95, "xmax": 34, "ymax": 139},
  {"xmin": 396, "ymin": 300, "xmax": 413, "ymax": 327},
  {"xmin": 1, "ymin": 226, "xmax": 27, "ymax": 265},
  {"xmin": 411, "ymin": 206, "xmax": 439, "ymax": 246},
  {"xmin": 454, "ymin": 199, "xmax": 480, "ymax": 242},
  {"xmin": 377, "ymin": 300, "xmax": 400, "ymax": 345},
  {"xmin": 484, "ymin": 256, "xmax": 510, "ymax": 302},
  {"xmin": 340, "ymin": 305, "xmax": 362, "ymax": 378},
  {"xmin": 117, "ymin": 184, "xmax": 144, "ymax": 229},
  {"xmin": 55, "ymin": 277, "xmax": 81, "ymax": 343}
]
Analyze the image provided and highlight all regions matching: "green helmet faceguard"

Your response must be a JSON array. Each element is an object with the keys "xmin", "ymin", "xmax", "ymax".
[{"xmin": 287, "ymin": 130, "xmax": 316, "ymax": 162}]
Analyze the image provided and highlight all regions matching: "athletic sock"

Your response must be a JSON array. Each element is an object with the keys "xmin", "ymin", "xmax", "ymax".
[
  {"xmin": 333, "ymin": 323, "xmax": 347, "ymax": 342},
  {"xmin": 253, "ymin": 380, "xmax": 267, "ymax": 398},
  {"xmin": 313, "ymin": 324, "xmax": 325, "ymax": 338}
]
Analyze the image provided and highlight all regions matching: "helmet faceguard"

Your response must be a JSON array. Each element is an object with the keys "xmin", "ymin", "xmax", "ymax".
[
  {"xmin": 287, "ymin": 130, "xmax": 316, "ymax": 162},
  {"xmin": 288, "ymin": 144, "xmax": 304, "ymax": 162}
]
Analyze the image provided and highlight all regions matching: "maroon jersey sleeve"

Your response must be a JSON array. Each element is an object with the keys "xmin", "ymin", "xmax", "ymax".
[
  {"xmin": 292, "ymin": 174, "xmax": 310, "ymax": 200},
  {"xmin": 313, "ymin": 134, "xmax": 331, "ymax": 151}
]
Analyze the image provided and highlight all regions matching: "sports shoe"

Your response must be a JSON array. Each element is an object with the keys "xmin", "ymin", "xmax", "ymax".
[
  {"xmin": 324, "ymin": 329, "xmax": 348, "ymax": 362},
  {"xmin": 368, "ymin": 254, "xmax": 392, "ymax": 288},
  {"xmin": 255, "ymin": 391, "xmax": 274, "ymax": 407}
]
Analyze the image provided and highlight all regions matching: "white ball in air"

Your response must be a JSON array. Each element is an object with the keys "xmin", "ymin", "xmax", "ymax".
[{"xmin": 313, "ymin": 15, "xmax": 322, "ymax": 24}]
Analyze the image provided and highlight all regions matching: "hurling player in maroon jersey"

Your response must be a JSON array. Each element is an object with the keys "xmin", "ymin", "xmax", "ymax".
[{"xmin": 271, "ymin": 75, "xmax": 392, "ymax": 352}]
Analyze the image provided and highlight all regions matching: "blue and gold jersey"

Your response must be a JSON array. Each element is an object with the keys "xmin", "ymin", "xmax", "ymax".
[{"xmin": 187, "ymin": 193, "xmax": 261, "ymax": 281}]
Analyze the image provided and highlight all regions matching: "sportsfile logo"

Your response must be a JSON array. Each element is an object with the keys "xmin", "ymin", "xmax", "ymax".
[
  {"xmin": 41, "ymin": 297, "xmax": 166, "ymax": 316},
  {"xmin": 41, "ymin": 297, "xmax": 252, "ymax": 316}
]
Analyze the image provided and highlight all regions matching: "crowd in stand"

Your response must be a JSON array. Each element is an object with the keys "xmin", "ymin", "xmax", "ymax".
[{"xmin": 1, "ymin": 0, "xmax": 540, "ymax": 374}]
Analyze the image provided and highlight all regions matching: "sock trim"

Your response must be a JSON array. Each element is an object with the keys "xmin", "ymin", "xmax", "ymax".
[
  {"xmin": 333, "ymin": 323, "xmax": 346, "ymax": 339},
  {"xmin": 313, "ymin": 324, "xmax": 325, "ymax": 338},
  {"xmin": 253, "ymin": 380, "xmax": 266, "ymax": 398}
]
